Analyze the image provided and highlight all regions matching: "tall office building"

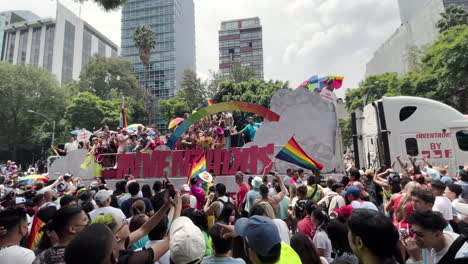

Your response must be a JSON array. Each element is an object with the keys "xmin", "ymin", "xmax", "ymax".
[
  {"xmin": 121, "ymin": 0, "xmax": 196, "ymax": 130},
  {"xmin": 1, "ymin": 2, "xmax": 118, "ymax": 84},
  {"xmin": 0, "ymin": 10, "xmax": 41, "ymax": 61},
  {"xmin": 218, "ymin": 17, "xmax": 264, "ymax": 80}
]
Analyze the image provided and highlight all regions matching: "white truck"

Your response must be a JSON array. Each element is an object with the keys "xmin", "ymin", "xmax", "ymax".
[{"xmin": 352, "ymin": 96, "xmax": 468, "ymax": 175}]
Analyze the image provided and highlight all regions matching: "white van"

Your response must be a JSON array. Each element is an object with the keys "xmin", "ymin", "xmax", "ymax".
[{"xmin": 352, "ymin": 96, "xmax": 468, "ymax": 175}]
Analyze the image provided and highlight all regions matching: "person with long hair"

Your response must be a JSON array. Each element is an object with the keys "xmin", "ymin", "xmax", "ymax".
[
  {"xmin": 311, "ymin": 208, "xmax": 333, "ymax": 263},
  {"xmin": 141, "ymin": 184, "xmax": 152, "ymax": 199},
  {"xmin": 290, "ymin": 232, "xmax": 326, "ymax": 264},
  {"xmin": 386, "ymin": 181, "xmax": 421, "ymax": 234},
  {"xmin": 326, "ymin": 220, "xmax": 359, "ymax": 263}
]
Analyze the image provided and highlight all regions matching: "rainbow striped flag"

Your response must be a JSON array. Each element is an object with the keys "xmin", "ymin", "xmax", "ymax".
[
  {"xmin": 276, "ymin": 137, "xmax": 323, "ymax": 170},
  {"xmin": 187, "ymin": 152, "xmax": 207, "ymax": 184},
  {"xmin": 207, "ymin": 99, "xmax": 215, "ymax": 106},
  {"xmin": 27, "ymin": 216, "xmax": 45, "ymax": 249}
]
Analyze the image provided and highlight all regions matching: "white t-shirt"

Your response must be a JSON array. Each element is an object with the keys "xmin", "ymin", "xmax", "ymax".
[
  {"xmin": 189, "ymin": 195, "xmax": 197, "ymax": 209},
  {"xmin": 312, "ymin": 230, "xmax": 333, "ymax": 263},
  {"xmin": 433, "ymin": 196, "xmax": 453, "ymax": 221},
  {"xmin": 201, "ymin": 256, "xmax": 246, "ymax": 264},
  {"xmin": 145, "ymin": 240, "xmax": 170, "ymax": 264},
  {"xmin": 0, "ymin": 245, "xmax": 35, "ymax": 264},
  {"xmin": 430, "ymin": 231, "xmax": 468, "ymax": 263},
  {"xmin": 89, "ymin": 206, "xmax": 126, "ymax": 221},
  {"xmin": 273, "ymin": 218, "xmax": 290, "ymax": 245},
  {"xmin": 64, "ymin": 141, "xmax": 78, "ymax": 153}
]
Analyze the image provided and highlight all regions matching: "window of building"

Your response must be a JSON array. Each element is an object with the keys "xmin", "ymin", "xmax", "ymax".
[
  {"xmin": 98, "ymin": 40, "xmax": 106, "ymax": 56},
  {"xmin": 7, "ymin": 32, "xmax": 16, "ymax": 63},
  {"xmin": 456, "ymin": 130, "xmax": 468, "ymax": 151},
  {"xmin": 81, "ymin": 28, "xmax": 92, "ymax": 70},
  {"xmin": 399, "ymin": 106, "xmax": 417, "ymax": 121},
  {"xmin": 30, "ymin": 27, "xmax": 42, "ymax": 67},
  {"xmin": 43, "ymin": 25, "xmax": 55, "ymax": 71},
  {"xmin": 18, "ymin": 30, "xmax": 28, "ymax": 64},
  {"xmin": 61, "ymin": 21, "xmax": 75, "ymax": 84},
  {"xmin": 405, "ymin": 138, "xmax": 419, "ymax": 156}
]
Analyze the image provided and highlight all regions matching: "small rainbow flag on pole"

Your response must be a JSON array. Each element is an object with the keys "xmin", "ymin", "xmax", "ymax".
[
  {"xmin": 187, "ymin": 152, "xmax": 207, "ymax": 184},
  {"xmin": 27, "ymin": 216, "xmax": 45, "ymax": 249},
  {"xmin": 276, "ymin": 137, "xmax": 323, "ymax": 170},
  {"xmin": 207, "ymin": 99, "xmax": 215, "ymax": 106}
]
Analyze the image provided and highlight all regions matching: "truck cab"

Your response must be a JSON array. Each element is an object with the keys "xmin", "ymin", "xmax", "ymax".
[{"xmin": 352, "ymin": 96, "xmax": 468, "ymax": 175}]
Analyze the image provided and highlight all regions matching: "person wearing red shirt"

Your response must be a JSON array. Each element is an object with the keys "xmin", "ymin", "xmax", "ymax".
[
  {"xmin": 235, "ymin": 172, "xmax": 249, "ymax": 212},
  {"xmin": 297, "ymin": 200, "xmax": 316, "ymax": 239}
]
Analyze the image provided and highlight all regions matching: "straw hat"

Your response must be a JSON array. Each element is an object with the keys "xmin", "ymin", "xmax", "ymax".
[{"xmin": 198, "ymin": 171, "xmax": 213, "ymax": 183}]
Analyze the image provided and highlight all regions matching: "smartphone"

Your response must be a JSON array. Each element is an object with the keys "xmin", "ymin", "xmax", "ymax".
[{"xmin": 268, "ymin": 171, "xmax": 277, "ymax": 176}]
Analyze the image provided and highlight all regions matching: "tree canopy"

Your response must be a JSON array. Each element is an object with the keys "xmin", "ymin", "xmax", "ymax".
[
  {"xmin": 436, "ymin": 4, "xmax": 467, "ymax": 33},
  {"xmin": 0, "ymin": 63, "xmax": 68, "ymax": 160},
  {"xmin": 79, "ymin": 55, "xmax": 140, "ymax": 100},
  {"xmin": 346, "ymin": 25, "xmax": 468, "ymax": 114}
]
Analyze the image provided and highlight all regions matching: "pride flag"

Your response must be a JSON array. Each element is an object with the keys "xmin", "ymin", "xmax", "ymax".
[
  {"xmin": 119, "ymin": 96, "xmax": 128, "ymax": 128},
  {"xmin": 187, "ymin": 152, "xmax": 207, "ymax": 184},
  {"xmin": 207, "ymin": 99, "xmax": 215, "ymax": 106},
  {"xmin": 276, "ymin": 137, "xmax": 323, "ymax": 170},
  {"xmin": 27, "ymin": 216, "xmax": 45, "ymax": 249}
]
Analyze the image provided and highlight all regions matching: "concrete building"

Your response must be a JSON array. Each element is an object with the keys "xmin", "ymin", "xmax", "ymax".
[
  {"xmin": 121, "ymin": 0, "xmax": 196, "ymax": 130},
  {"xmin": 1, "ymin": 2, "xmax": 118, "ymax": 84},
  {"xmin": 0, "ymin": 10, "xmax": 41, "ymax": 61},
  {"xmin": 218, "ymin": 17, "xmax": 264, "ymax": 80},
  {"xmin": 366, "ymin": 0, "xmax": 468, "ymax": 77}
]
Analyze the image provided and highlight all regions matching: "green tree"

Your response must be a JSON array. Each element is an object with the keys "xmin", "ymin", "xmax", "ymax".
[
  {"xmin": 179, "ymin": 69, "xmax": 207, "ymax": 111},
  {"xmin": 133, "ymin": 25, "xmax": 156, "ymax": 125},
  {"xmin": 436, "ymin": 4, "xmax": 467, "ymax": 33},
  {"xmin": 66, "ymin": 92, "xmax": 106, "ymax": 130},
  {"xmin": 227, "ymin": 64, "xmax": 257, "ymax": 83},
  {"xmin": 420, "ymin": 25, "xmax": 468, "ymax": 113},
  {"xmin": 77, "ymin": 0, "xmax": 127, "ymax": 11},
  {"xmin": 339, "ymin": 118, "xmax": 352, "ymax": 148},
  {"xmin": 159, "ymin": 94, "xmax": 191, "ymax": 122},
  {"xmin": 79, "ymin": 55, "xmax": 140, "ymax": 101},
  {"xmin": 214, "ymin": 79, "xmax": 289, "ymax": 128},
  {"xmin": 345, "ymin": 73, "xmax": 400, "ymax": 112},
  {"xmin": 0, "ymin": 63, "xmax": 68, "ymax": 160}
]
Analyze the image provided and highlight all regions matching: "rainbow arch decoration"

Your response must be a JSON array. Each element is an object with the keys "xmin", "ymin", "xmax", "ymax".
[{"xmin": 166, "ymin": 102, "xmax": 281, "ymax": 149}]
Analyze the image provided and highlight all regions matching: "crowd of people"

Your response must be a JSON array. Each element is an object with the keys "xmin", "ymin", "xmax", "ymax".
[{"xmin": 1, "ymin": 152, "xmax": 468, "ymax": 264}]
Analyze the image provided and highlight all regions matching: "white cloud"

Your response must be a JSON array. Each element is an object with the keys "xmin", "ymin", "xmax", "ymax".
[{"xmin": 3, "ymin": 0, "xmax": 401, "ymax": 98}]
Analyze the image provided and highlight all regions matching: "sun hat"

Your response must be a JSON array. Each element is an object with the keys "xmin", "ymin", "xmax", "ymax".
[
  {"xmin": 198, "ymin": 171, "xmax": 213, "ymax": 183},
  {"xmin": 215, "ymin": 126, "xmax": 224, "ymax": 135}
]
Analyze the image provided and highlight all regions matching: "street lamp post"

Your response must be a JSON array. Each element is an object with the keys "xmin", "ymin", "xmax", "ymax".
[{"xmin": 27, "ymin": 110, "xmax": 56, "ymax": 147}]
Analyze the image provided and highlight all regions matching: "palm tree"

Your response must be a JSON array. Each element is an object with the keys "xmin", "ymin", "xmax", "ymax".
[
  {"xmin": 436, "ymin": 4, "xmax": 467, "ymax": 33},
  {"xmin": 78, "ymin": 0, "xmax": 128, "ymax": 11},
  {"xmin": 133, "ymin": 25, "xmax": 156, "ymax": 126}
]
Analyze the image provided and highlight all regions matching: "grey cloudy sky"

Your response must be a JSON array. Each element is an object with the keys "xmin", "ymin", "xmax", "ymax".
[{"xmin": 3, "ymin": 0, "xmax": 401, "ymax": 98}]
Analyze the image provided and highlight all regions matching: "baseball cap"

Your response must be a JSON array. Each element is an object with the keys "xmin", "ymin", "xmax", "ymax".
[
  {"xmin": 341, "ymin": 186, "xmax": 360, "ymax": 198},
  {"xmin": 334, "ymin": 205, "xmax": 354, "ymax": 216},
  {"xmin": 94, "ymin": 190, "xmax": 113, "ymax": 204},
  {"xmin": 170, "ymin": 216, "xmax": 205, "ymax": 263},
  {"xmin": 180, "ymin": 184, "xmax": 191, "ymax": 192},
  {"xmin": 365, "ymin": 169, "xmax": 374, "ymax": 177},
  {"xmin": 15, "ymin": 197, "xmax": 26, "ymax": 205},
  {"xmin": 252, "ymin": 176, "xmax": 263, "ymax": 189},
  {"xmin": 57, "ymin": 182, "xmax": 69, "ymax": 192},
  {"xmin": 234, "ymin": 215, "xmax": 281, "ymax": 256},
  {"xmin": 426, "ymin": 167, "xmax": 441, "ymax": 181}
]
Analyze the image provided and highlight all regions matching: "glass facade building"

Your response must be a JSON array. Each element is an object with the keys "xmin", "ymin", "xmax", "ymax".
[
  {"xmin": 121, "ymin": 0, "xmax": 196, "ymax": 130},
  {"xmin": 219, "ymin": 17, "xmax": 264, "ymax": 80}
]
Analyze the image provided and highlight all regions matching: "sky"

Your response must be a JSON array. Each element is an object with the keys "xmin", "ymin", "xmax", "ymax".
[{"xmin": 2, "ymin": 0, "xmax": 401, "ymax": 98}]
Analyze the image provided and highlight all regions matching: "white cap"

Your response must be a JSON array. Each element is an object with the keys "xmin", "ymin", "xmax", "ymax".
[
  {"xmin": 94, "ymin": 190, "xmax": 113, "ymax": 204},
  {"xmin": 180, "ymin": 184, "xmax": 191, "ymax": 192},
  {"xmin": 169, "ymin": 216, "xmax": 205, "ymax": 263},
  {"xmin": 15, "ymin": 197, "xmax": 26, "ymax": 205},
  {"xmin": 252, "ymin": 176, "xmax": 263, "ymax": 189}
]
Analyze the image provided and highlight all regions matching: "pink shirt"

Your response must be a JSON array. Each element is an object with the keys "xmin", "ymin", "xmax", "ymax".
[
  {"xmin": 236, "ymin": 183, "xmax": 250, "ymax": 211},
  {"xmin": 191, "ymin": 185, "xmax": 206, "ymax": 210},
  {"xmin": 297, "ymin": 216, "xmax": 316, "ymax": 239}
]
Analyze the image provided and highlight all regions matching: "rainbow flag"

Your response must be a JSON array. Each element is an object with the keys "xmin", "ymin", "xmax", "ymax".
[
  {"xmin": 207, "ymin": 99, "xmax": 215, "ymax": 106},
  {"xmin": 27, "ymin": 216, "xmax": 45, "ymax": 249},
  {"xmin": 276, "ymin": 137, "xmax": 324, "ymax": 170},
  {"xmin": 187, "ymin": 153, "xmax": 207, "ymax": 184}
]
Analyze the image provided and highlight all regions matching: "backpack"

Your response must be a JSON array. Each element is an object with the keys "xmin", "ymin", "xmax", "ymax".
[{"xmin": 294, "ymin": 198, "xmax": 309, "ymax": 220}]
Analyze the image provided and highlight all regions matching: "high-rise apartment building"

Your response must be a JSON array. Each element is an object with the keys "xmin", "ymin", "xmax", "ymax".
[
  {"xmin": 218, "ymin": 17, "xmax": 264, "ymax": 80},
  {"xmin": 121, "ymin": 0, "xmax": 196, "ymax": 130},
  {"xmin": 1, "ymin": 2, "xmax": 118, "ymax": 84}
]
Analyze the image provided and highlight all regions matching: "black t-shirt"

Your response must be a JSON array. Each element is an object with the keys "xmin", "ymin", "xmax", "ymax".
[{"xmin": 151, "ymin": 192, "xmax": 165, "ymax": 212}]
